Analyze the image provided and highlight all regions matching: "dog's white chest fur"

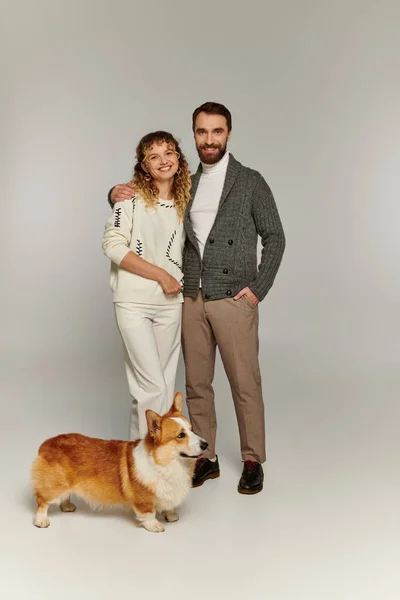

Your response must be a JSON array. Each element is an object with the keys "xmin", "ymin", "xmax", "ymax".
[
  {"xmin": 154, "ymin": 461, "xmax": 192, "ymax": 511},
  {"xmin": 133, "ymin": 443, "xmax": 192, "ymax": 511}
]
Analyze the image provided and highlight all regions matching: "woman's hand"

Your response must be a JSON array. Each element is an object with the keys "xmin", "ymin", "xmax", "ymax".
[{"xmin": 157, "ymin": 270, "xmax": 182, "ymax": 296}]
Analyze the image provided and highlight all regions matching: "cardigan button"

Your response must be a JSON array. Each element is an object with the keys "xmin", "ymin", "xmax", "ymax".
[
  {"xmin": 228, "ymin": 239, "xmax": 233, "ymax": 245},
  {"xmin": 209, "ymin": 238, "xmax": 215, "ymax": 244},
  {"xmin": 226, "ymin": 290, "xmax": 232, "ymax": 296},
  {"xmin": 223, "ymin": 268, "xmax": 228, "ymax": 274},
  {"xmin": 205, "ymin": 293, "xmax": 210, "ymax": 300}
]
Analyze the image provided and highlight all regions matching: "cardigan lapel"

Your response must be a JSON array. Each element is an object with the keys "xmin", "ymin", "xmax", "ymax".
[
  {"xmin": 183, "ymin": 154, "xmax": 242, "ymax": 251},
  {"xmin": 218, "ymin": 154, "xmax": 241, "ymax": 210}
]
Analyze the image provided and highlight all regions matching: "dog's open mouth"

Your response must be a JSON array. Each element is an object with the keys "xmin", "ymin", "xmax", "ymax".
[{"xmin": 179, "ymin": 452, "xmax": 203, "ymax": 459}]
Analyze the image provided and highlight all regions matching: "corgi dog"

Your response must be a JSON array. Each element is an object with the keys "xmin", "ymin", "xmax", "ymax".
[{"xmin": 31, "ymin": 392, "xmax": 207, "ymax": 533}]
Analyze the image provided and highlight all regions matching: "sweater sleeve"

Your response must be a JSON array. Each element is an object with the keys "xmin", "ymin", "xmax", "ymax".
[
  {"xmin": 248, "ymin": 176, "xmax": 286, "ymax": 301},
  {"xmin": 102, "ymin": 198, "xmax": 134, "ymax": 266}
]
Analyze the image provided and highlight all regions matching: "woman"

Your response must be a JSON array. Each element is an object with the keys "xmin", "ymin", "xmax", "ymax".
[{"xmin": 102, "ymin": 131, "xmax": 191, "ymax": 440}]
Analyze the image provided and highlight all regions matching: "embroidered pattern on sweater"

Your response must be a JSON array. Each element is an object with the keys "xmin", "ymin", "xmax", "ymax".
[
  {"xmin": 132, "ymin": 195, "xmax": 136, "ymax": 211},
  {"xmin": 114, "ymin": 207, "xmax": 122, "ymax": 228},
  {"xmin": 136, "ymin": 239, "xmax": 143, "ymax": 257},
  {"xmin": 158, "ymin": 201, "xmax": 174, "ymax": 209},
  {"xmin": 166, "ymin": 230, "xmax": 183, "ymax": 282}
]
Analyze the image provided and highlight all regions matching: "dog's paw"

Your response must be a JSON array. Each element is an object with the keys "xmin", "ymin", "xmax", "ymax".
[
  {"xmin": 33, "ymin": 516, "xmax": 50, "ymax": 528},
  {"xmin": 164, "ymin": 510, "xmax": 179, "ymax": 523},
  {"xmin": 60, "ymin": 501, "xmax": 76, "ymax": 512},
  {"xmin": 143, "ymin": 519, "xmax": 165, "ymax": 533}
]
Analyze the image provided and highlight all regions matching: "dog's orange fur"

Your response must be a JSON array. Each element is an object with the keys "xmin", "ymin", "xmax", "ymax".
[
  {"xmin": 32, "ymin": 435, "xmax": 155, "ymax": 512},
  {"xmin": 31, "ymin": 393, "xmax": 197, "ymax": 529}
]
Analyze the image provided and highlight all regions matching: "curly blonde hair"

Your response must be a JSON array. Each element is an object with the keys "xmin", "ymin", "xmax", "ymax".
[{"xmin": 131, "ymin": 131, "xmax": 191, "ymax": 221}]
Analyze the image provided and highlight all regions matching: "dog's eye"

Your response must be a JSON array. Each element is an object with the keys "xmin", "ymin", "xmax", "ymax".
[{"xmin": 177, "ymin": 432, "xmax": 186, "ymax": 439}]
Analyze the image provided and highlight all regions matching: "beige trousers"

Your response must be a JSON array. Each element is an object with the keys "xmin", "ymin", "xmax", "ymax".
[{"xmin": 182, "ymin": 292, "xmax": 266, "ymax": 463}]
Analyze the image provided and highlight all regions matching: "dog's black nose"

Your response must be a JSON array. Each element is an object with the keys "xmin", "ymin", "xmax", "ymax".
[{"xmin": 200, "ymin": 440, "xmax": 208, "ymax": 451}]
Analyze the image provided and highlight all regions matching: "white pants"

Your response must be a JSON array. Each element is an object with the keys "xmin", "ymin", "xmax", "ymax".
[{"xmin": 114, "ymin": 302, "xmax": 182, "ymax": 440}]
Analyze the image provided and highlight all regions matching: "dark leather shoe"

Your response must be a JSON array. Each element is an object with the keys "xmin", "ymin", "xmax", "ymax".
[
  {"xmin": 238, "ymin": 461, "xmax": 264, "ymax": 494},
  {"xmin": 192, "ymin": 456, "xmax": 220, "ymax": 488}
]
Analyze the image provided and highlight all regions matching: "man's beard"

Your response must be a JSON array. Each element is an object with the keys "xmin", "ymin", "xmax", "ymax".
[{"xmin": 197, "ymin": 143, "xmax": 227, "ymax": 165}]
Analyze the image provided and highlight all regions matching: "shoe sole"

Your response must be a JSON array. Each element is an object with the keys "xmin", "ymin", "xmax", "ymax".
[
  {"xmin": 237, "ymin": 484, "xmax": 264, "ymax": 495},
  {"xmin": 192, "ymin": 471, "xmax": 220, "ymax": 488}
]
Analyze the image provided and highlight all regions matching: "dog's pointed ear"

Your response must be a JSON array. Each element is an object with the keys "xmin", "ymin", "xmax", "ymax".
[
  {"xmin": 146, "ymin": 410, "xmax": 162, "ymax": 440},
  {"xmin": 172, "ymin": 392, "xmax": 184, "ymax": 413}
]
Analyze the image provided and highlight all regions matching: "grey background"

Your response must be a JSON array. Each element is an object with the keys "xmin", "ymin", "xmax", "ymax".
[{"xmin": 1, "ymin": 1, "xmax": 399, "ymax": 599}]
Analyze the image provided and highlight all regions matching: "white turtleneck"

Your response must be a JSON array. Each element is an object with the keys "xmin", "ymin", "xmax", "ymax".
[{"xmin": 190, "ymin": 151, "xmax": 230, "ymax": 259}]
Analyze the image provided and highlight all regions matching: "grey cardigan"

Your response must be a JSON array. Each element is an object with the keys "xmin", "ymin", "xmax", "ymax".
[{"xmin": 183, "ymin": 154, "xmax": 285, "ymax": 302}]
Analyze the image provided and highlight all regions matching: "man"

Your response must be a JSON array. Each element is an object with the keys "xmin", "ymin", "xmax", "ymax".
[{"xmin": 109, "ymin": 102, "xmax": 285, "ymax": 494}]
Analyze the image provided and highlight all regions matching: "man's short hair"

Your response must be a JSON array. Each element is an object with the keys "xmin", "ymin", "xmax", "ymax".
[{"xmin": 192, "ymin": 102, "xmax": 232, "ymax": 132}]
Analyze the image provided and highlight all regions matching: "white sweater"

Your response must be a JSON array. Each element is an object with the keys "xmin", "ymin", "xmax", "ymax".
[{"xmin": 102, "ymin": 195, "xmax": 185, "ymax": 304}]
